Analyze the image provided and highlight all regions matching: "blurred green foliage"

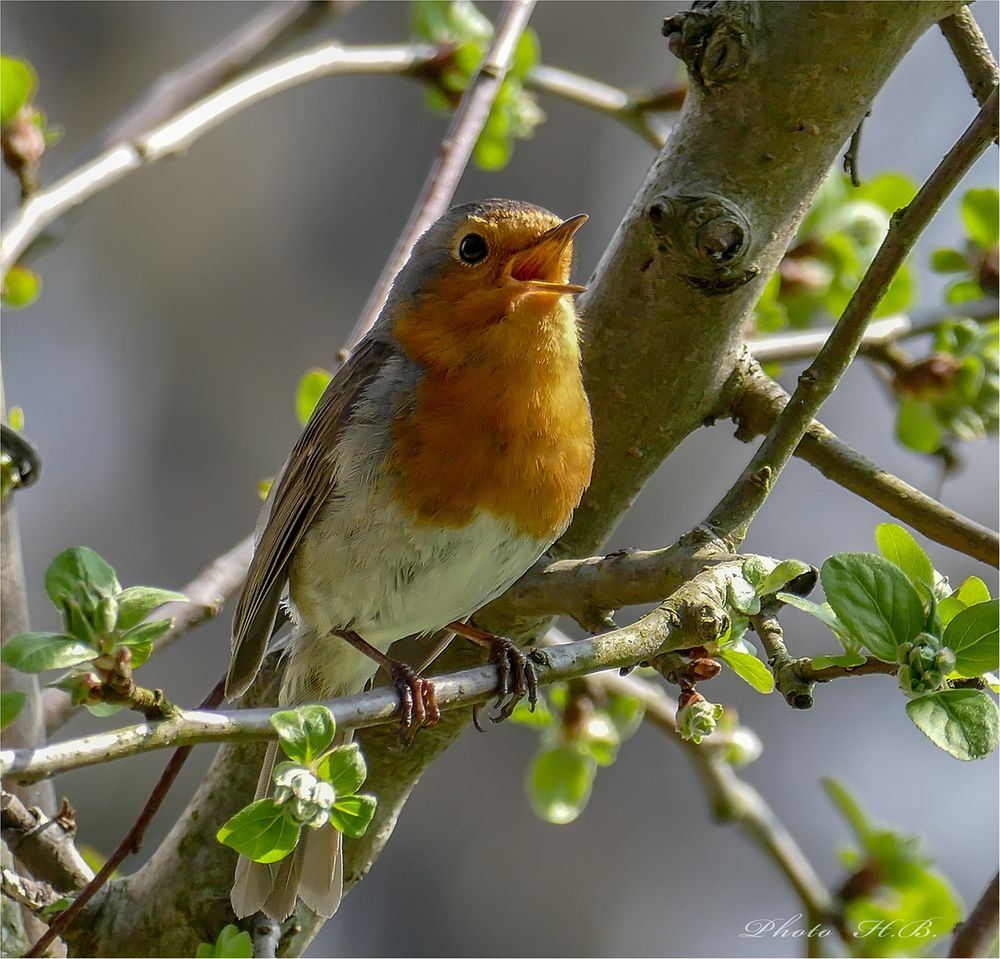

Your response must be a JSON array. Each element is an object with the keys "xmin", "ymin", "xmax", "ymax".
[{"xmin": 412, "ymin": 0, "xmax": 543, "ymax": 170}]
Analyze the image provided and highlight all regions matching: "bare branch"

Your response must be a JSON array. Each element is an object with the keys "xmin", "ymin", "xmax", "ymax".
[
  {"xmin": 341, "ymin": 0, "xmax": 538, "ymax": 354},
  {"xmin": 75, "ymin": 1, "xmax": 350, "ymax": 160},
  {"xmin": 949, "ymin": 870, "xmax": 1000, "ymax": 958},
  {"xmin": 731, "ymin": 358, "xmax": 1000, "ymax": 567},
  {"xmin": 1, "ymin": 559, "xmax": 760, "ymax": 783},
  {"xmin": 940, "ymin": 8, "xmax": 999, "ymax": 107},
  {"xmin": 0, "ymin": 793, "xmax": 92, "ymax": 893},
  {"xmin": 1, "ymin": 867, "xmax": 62, "ymax": 915},
  {"xmin": 707, "ymin": 86, "xmax": 999, "ymax": 544},
  {"xmin": 746, "ymin": 299, "xmax": 998, "ymax": 364}
]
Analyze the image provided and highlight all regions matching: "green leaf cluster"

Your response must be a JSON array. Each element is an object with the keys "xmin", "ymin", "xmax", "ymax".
[
  {"xmin": 216, "ymin": 705, "xmax": 377, "ymax": 864},
  {"xmin": 753, "ymin": 171, "xmax": 918, "ymax": 337},
  {"xmin": 778, "ymin": 525, "xmax": 998, "ymax": 760},
  {"xmin": 411, "ymin": 0, "xmax": 544, "ymax": 170},
  {"xmin": 511, "ymin": 686, "xmax": 644, "ymax": 824},
  {"xmin": 895, "ymin": 317, "xmax": 998, "ymax": 455},
  {"xmin": 930, "ymin": 187, "xmax": 998, "ymax": 306},
  {"xmin": 715, "ymin": 556, "xmax": 815, "ymax": 694},
  {"xmin": 195, "ymin": 925, "xmax": 253, "ymax": 959},
  {"xmin": 825, "ymin": 779, "xmax": 963, "ymax": 957},
  {"xmin": 0, "ymin": 547, "xmax": 185, "ymax": 715}
]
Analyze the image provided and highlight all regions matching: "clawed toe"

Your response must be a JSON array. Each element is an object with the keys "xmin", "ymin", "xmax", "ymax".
[
  {"xmin": 473, "ymin": 635, "xmax": 538, "ymax": 728},
  {"xmin": 388, "ymin": 661, "xmax": 440, "ymax": 744}
]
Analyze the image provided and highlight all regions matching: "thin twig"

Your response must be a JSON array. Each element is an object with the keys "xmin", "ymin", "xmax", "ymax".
[
  {"xmin": 252, "ymin": 915, "xmax": 282, "ymax": 959},
  {"xmin": 731, "ymin": 359, "xmax": 1000, "ymax": 568},
  {"xmin": 746, "ymin": 300, "xmax": 998, "ymax": 365},
  {"xmin": 949, "ymin": 870, "xmax": 1000, "ymax": 958},
  {"xmin": 0, "ymin": 41, "xmax": 437, "ymax": 280},
  {"xmin": 525, "ymin": 64, "xmax": 673, "ymax": 148},
  {"xmin": 74, "ymin": 1, "xmax": 348, "ymax": 161},
  {"xmin": 4, "ymin": 565, "xmax": 747, "ymax": 781},
  {"xmin": 587, "ymin": 663, "xmax": 836, "ymax": 926},
  {"xmin": 340, "ymin": 0, "xmax": 538, "ymax": 355},
  {"xmin": 940, "ymin": 8, "xmax": 999, "ymax": 107},
  {"xmin": 24, "ymin": 679, "xmax": 227, "ymax": 959},
  {"xmin": 708, "ymin": 87, "xmax": 1000, "ymax": 543}
]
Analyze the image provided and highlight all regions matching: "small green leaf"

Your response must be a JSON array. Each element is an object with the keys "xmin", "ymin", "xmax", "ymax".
[
  {"xmin": 216, "ymin": 799, "xmax": 301, "ymax": 863},
  {"xmin": 114, "ymin": 619, "xmax": 171, "ymax": 668},
  {"xmin": 896, "ymin": 397, "xmax": 943, "ymax": 454},
  {"xmin": 776, "ymin": 592, "xmax": 851, "ymax": 638},
  {"xmin": 946, "ymin": 278, "xmax": 984, "ymax": 306},
  {"xmin": 508, "ymin": 694, "xmax": 553, "ymax": 728},
  {"xmin": 718, "ymin": 648, "xmax": 774, "ymax": 693},
  {"xmin": 295, "ymin": 368, "xmax": 332, "ymax": 427},
  {"xmin": 316, "ymin": 743, "xmax": 366, "ymax": 795},
  {"xmin": 85, "ymin": 702, "xmax": 124, "ymax": 718},
  {"xmin": 943, "ymin": 600, "xmax": 999, "ymax": 677},
  {"xmin": 2, "ymin": 265, "xmax": 41, "ymax": 308},
  {"xmin": 727, "ymin": 576, "xmax": 761, "ymax": 616},
  {"xmin": 527, "ymin": 745, "xmax": 595, "ymax": 825},
  {"xmin": 0, "ymin": 690, "xmax": 27, "ymax": 730},
  {"xmin": 605, "ymin": 693, "xmax": 645, "ymax": 741},
  {"xmin": 115, "ymin": 586, "xmax": 186, "ymax": 631},
  {"xmin": 328, "ymin": 793, "xmax": 376, "ymax": 838},
  {"xmin": 1, "ymin": 632, "xmax": 97, "ymax": 672},
  {"xmin": 875, "ymin": 524, "xmax": 935, "ymax": 591},
  {"xmin": 906, "ymin": 688, "xmax": 998, "ymax": 760},
  {"xmin": 271, "ymin": 705, "xmax": 336, "ymax": 765},
  {"xmin": 196, "ymin": 924, "xmax": 253, "ymax": 959},
  {"xmin": 930, "ymin": 247, "xmax": 969, "ymax": 273},
  {"xmin": 0, "ymin": 56, "xmax": 35, "ymax": 126},
  {"xmin": 821, "ymin": 553, "xmax": 925, "ymax": 660},
  {"xmin": 957, "ymin": 576, "xmax": 991, "ymax": 606},
  {"xmin": 44, "ymin": 547, "xmax": 120, "ymax": 608},
  {"xmin": 755, "ymin": 559, "xmax": 813, "ymax": 598},
  {"xmin": 961, "ymin": 187, "xmax": 999, "ymax": 250}
]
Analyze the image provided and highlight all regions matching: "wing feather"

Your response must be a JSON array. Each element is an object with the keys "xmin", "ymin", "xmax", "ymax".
[{"xmin": 226, "ymin": 336, "xmax": 395, "ymax": 698}]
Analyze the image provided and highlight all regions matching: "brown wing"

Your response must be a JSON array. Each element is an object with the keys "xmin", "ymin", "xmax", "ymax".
[{"xmin": 226, "ymin": 336, "xmax": 395, "ymax": 698}]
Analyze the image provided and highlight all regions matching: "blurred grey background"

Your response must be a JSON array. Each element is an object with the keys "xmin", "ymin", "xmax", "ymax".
[{"xmin": 2, "ymin": 3, "xmax": 997, "ymax": 957}]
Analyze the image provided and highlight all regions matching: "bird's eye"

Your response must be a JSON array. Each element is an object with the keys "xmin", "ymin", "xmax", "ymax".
[{"xmin": 457, "ymin": 233, "xmax": 489, "ymax": 265}]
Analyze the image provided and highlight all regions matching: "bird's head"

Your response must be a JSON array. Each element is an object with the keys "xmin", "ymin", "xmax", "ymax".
[{"xmin": 388, "ymin": 199, "xmax": 588, "ymax": 370}]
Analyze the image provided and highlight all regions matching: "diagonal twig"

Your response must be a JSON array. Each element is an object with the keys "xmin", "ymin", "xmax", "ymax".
[
  {"xmin": 340, "ymin": 0, "xmax": 538, "ymax": 355},
  {"xmin": 708, "ymin": 86, "xmax": 999, "ymax": 544},
  {"xmin": 940, "ymin": 8, "xmax": 999, "ymax": 107}
]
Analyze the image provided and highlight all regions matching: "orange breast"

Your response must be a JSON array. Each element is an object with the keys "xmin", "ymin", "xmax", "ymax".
[{"xmin": 389, "ymin": 295, "xmax": 594, "ymax": 541}]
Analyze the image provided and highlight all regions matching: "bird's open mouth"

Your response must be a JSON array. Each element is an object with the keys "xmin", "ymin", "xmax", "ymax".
[{"xmin": 507, "ymin": 214, "xmax": 588, "ymax": 294}]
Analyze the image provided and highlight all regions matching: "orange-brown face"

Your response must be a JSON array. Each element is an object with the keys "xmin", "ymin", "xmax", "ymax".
[{"xmin": 388, "ymin": 199, "xmax": 587, "ymax": 371}]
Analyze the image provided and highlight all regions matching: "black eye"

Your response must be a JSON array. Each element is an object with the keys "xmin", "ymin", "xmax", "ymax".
[{"xmin": 457, "ymin": 233, "xmax": 489, "ymax": 265}]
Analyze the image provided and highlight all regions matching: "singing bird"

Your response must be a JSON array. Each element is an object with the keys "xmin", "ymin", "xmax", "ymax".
[{"xmin": 226, "ymin": 198, "xmax": 595, "ymax": 921}]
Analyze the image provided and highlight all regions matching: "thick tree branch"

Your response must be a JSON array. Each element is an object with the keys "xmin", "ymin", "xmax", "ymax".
[
  {"xmin": 940, "ymin": 7, "xmax": 999, "ymax": 107},
  {"xmin": 707, "ymin": 85, "xmax": 999, "ymax": 544},
  {"xmin": 731, "ymin": 357, "xmax": 1000, "ymax": 567}
]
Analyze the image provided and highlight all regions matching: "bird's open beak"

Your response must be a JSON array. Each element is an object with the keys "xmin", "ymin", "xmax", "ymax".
[{"xmin": 507, "ymin": 214, "xmax": 588, "ymax": 295}]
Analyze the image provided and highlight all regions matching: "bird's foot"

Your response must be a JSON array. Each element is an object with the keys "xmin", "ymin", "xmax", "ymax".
[
  {"xmin": 472, "ymin": 635, "xmax": 540, "ymax": 730},
  {"xmin": 386, "ymin": 659, "xmax": 440, "ymax": 745}
]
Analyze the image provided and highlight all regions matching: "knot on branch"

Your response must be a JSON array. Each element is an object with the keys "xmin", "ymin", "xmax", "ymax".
[
  {"xmin": 647, "ymin": 193, "xmax": 757, "ymax": 293},
  {"xmin": 662, "ymin": 8, "xmax": 750, "ymax": 87}
]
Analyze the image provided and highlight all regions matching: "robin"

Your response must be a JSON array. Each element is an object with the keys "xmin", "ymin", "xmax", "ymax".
[{"xmin": 226, "ymin": 198, "xmax": 595, "ymax": 921}]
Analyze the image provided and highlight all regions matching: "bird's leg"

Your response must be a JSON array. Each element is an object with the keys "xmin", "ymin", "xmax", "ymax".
[
  {"xmin": 332, "ymin": 630, "xmax": 440, "ymax": 743},
  {"xmin": 446, "ymin": 621, "xmax": 539, "ymax": 729}
]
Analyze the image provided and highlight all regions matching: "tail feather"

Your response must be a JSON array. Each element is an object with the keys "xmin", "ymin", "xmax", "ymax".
[{"xmin": 230, "ymin": 737, "xmax": 348, "ymax": 921}]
